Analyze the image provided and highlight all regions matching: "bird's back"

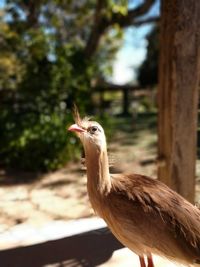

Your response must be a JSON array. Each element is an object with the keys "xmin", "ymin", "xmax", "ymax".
[{"xmin": 94, "ymin": 173, "xmax": 200, "ymax": 265}]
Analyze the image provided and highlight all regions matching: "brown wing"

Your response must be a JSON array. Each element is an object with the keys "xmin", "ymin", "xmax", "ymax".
[{"xmin": 110, "ymin": 173, "xmax": 200, "ymax": 263}]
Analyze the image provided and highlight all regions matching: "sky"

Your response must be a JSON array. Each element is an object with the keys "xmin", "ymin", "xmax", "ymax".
[
  {"xmin": 111, "ymin": 25, "xmax": 152, "ymax": 85},
  {"xmin": 0, "ymin": 0, "xmax": 4, "ymax": 8},
  {"xmin": 112, "ymin": 0, "xmax": 160, "ymax": 85}
]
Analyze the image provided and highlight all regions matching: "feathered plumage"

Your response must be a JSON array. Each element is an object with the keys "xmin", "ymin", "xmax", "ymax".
[{"xmin": 68, "ymin": 112, "xmax": 200, "ymax": 266}]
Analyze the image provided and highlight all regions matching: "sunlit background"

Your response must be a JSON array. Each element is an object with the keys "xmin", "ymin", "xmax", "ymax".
[{"xmin": 0, "ymin": 0, "xmax": 199, "ymax": 266}]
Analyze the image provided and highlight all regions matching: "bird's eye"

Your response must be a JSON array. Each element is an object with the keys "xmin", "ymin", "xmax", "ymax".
[{"xmin": 89, "ymin": 126, "xmax": 98, "ymax": 134}]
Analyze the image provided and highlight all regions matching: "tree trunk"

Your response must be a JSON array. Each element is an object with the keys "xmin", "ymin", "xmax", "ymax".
[{"xmin": 158, "ymin": 0, "xmax": 200, "ymax": 203}]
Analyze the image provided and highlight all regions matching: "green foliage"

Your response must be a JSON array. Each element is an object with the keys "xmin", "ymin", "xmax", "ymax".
[
  {"xmin": 106, "ymin": 0, "xmax": 128, "ymax": 18},
  {"xmin": 0, "ymin": 0, "xmax": 124, "ymax": 172},
  {"xmin": 0, "ymin": 110, "xmax": 79, "ymax": 171},
  {"xmin": 0, "ymin": 43, "xmax": 94, "ymax": 171},
  {"xmin": 0, "ymin": 20, "xmax": 24, "ymax": 90}
]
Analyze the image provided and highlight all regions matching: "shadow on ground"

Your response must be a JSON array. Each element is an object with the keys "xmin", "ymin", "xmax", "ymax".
[{"xmin": 0, "ymin": 227, "xmax": 123, "ymax": 267}]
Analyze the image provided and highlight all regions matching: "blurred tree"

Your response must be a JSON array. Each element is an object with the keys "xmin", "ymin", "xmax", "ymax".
[
  {"xmin": 0, "ymin": 12, "xmax": 24, "ymax": 91},
  {"xmin": 0, "ymin": 0, "xmax": 158, "ymax": 171},
  {"xmin": 137, "ymin": 25, "xmax": 159, "ymax": 87}
]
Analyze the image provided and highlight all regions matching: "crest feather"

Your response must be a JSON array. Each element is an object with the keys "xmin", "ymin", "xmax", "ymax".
[
  {"xmin": 73, "ymin": 105, "xmax": 92, "ymax": 127},
  {"xmin": 73, "ymin": 104, "xmax": 81, "ymax": 125}
]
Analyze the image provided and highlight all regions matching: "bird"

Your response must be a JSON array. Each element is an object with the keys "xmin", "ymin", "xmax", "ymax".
[{"xmin": 68, "ymin": 111, "xmax": 200, "ymax": 267}]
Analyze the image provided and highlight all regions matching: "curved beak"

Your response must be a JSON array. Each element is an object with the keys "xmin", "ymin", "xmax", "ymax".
[{"xmin": 68, "ymin": 124, "xmax": 85, "ymax": 133}]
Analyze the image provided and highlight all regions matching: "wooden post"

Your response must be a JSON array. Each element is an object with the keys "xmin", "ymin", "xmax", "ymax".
[
  {"xmin": 122, "ymin": 88, "xmax": 130, "ymax": 116},
  {"xmin": 158, "ymin": 0, "xmax": 200, "ymax": 203}
]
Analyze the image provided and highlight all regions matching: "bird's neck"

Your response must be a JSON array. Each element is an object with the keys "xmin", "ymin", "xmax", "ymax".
[{"xmin": 84, "ymin": 145, "xmax": 111, "ymax": 196}]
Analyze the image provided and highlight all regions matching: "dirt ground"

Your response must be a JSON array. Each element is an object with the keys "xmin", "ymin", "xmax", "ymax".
[{"xmin": 0, "ymin": 116, "xmax": 200, "ymax": 250}]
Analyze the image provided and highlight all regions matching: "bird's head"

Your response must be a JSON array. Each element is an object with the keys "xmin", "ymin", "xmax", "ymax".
[{"xmin": 68, "ymin": 110, "xmax": 107, "ymax": 153}]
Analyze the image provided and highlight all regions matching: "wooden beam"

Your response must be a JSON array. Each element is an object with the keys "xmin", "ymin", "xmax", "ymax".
[{"xmin": 94, "ymin": 83, "xmax": 140, "ymax": 92}]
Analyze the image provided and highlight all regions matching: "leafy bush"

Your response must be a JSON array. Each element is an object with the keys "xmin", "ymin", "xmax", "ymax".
[
  {"xmin": 0, "ymin": 45, "xmax": 93, "ymax": 171},
  {"xmin": 0, "ymin": 0, "xmax": 119, "ymax": 172},
  {"xmin": 0, "ymin": 110, "xmax": 79, "ymax": 171}
]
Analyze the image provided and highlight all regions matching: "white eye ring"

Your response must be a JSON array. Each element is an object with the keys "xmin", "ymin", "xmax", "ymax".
[{"xmin": 90, "ymin": 126, "xmax": 98, "ymax": 134}]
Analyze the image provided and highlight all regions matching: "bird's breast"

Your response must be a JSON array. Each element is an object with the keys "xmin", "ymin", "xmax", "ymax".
[{"xmin": 87, "ymin": 188, "xmax": 150, "ymax": 256}]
